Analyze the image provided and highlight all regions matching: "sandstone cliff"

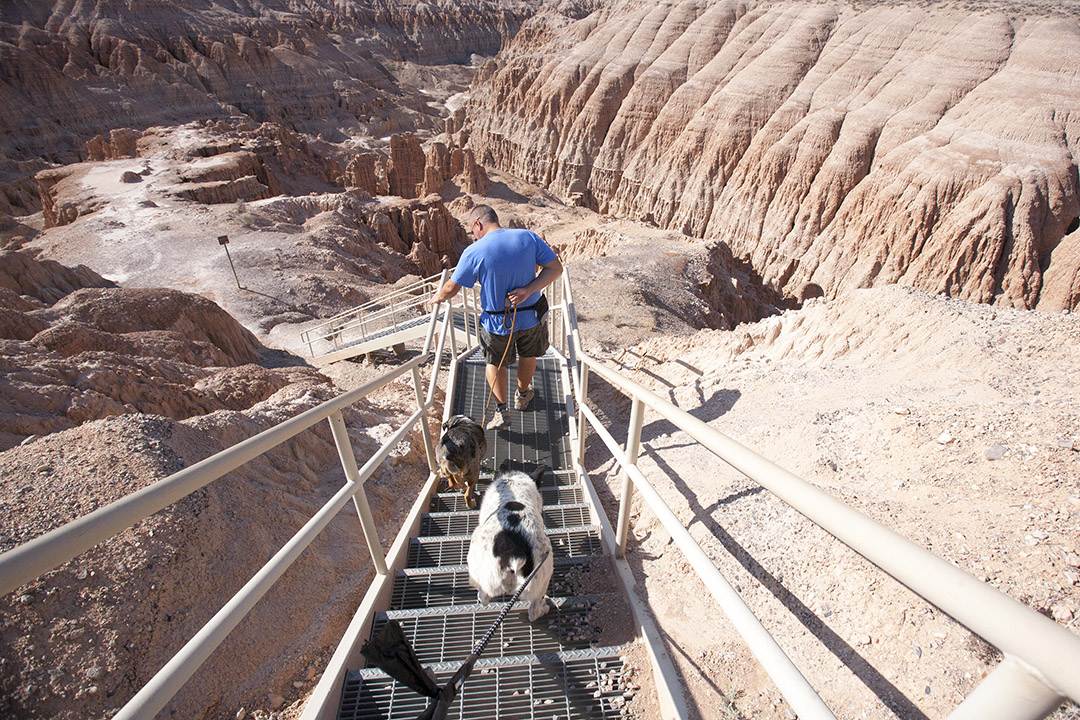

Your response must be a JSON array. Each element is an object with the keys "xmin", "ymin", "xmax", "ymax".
[
  {"xmin": 0, "ymin": 0, "xmax": 538, "ymax": 212},
  {"xmin": 0, "ymin": 249, "xmax": 325, "ymax": 451},
  {"xmin": 465, "ymin": 0, "xmax": 1080, "ymax": 312},
  {"xmin": 260, "ymin": 190, "xmax": 471, "ymax": 279}
]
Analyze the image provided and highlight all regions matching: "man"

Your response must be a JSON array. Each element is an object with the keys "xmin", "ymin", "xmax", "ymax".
[{"xmin": 431, "ymin": 204, "xmax": 563, "ymax": 430}]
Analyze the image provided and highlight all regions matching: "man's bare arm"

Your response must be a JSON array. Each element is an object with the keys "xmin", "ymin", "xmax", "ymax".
[
  {"xmin": 507, "ymin": 257, "xmax": 563, "ymax": 307},
  {"xmin": 431, "ymin": 279, "xmax": 462, "ymax": 307}
]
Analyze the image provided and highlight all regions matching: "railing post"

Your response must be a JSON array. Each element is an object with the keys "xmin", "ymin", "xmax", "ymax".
[
  {"xmin": 463, "ymin": 285, "xmax": 474, "ymax": 348},
  {"xmin": 475, "ymin": 286, "xmax": 482, "ymax": 345},
  {"xmin": 552, "ymin": 280, "xmax": 561, "ymax": 355},
  {"xmin": 576, "ymin": 366, "xmax": 590, "ymax": 461},
  {"xmin": 616, "ymin": 396, "xmax": 644, "ymax": 558},
  {"xmin": 447, "ymin": 299, "xmax": 459, "ymax": 357},
  {"xmin": 413, "ymin": 366, "xmax": 437, "ymax": 474},
  {"xmin": 327, "ymin": 410, "xmax": 387, "ymax": 575}
]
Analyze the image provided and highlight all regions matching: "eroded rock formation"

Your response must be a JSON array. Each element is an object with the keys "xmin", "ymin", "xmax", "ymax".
[
  {"xmin": 554, "ymin": 225, "xmax": 784, "ymax": 344},
  {"xmin": 0, "ymin": 250, "xmax": 320, "ymax": 450},
  {"xmin": 343, "ymin": 153, "xmax": 380, "ymax": 195},
  {"xmin": 386, "ymin": 133, "xmax": 427, "ymax": 199},
  {"xmin": 0, "ymin": 249, "xmax": 115, "ymax": 304},
  {"xmin": 259, "ymin": 190, "xmax": 470, "ymax": 279},
  {"xmin": 85, "ymin": 129, "xmax": 141, "ymax": 161},
  {"xmin": 466, "ymin": 0, "xmax": 1080, "ymax": 311},
  {"xmin": 454, "ymin": 147, "xmax": 489, "ymax": 195},
  {"xmin": 0, "ymin": 0, "xmax": 535, "ymax": 206},
  {"xmin": 35, "ymin": 166, "xmax": 104, "ymax": 228}
]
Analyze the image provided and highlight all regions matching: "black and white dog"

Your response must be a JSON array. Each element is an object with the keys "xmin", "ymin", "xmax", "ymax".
[
  {"xmin": 467, "ymin": 464, "xmax": 553, "ymax": 621},
  {"xmin": 435, "ymin": 415, "xmax": 486, "ymax": 509}
]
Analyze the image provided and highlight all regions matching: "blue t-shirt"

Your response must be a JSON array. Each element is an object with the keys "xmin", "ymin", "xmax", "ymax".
[{"xmin": 451, "ymin": 228, "xmax": 557, "ymax": 334}]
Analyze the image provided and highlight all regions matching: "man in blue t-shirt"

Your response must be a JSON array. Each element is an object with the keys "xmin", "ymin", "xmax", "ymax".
[{"xmin": 431, "ymin": 204, "xmax": 563, "ymax": 430}]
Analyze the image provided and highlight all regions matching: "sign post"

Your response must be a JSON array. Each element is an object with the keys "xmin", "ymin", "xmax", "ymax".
[{"xmin": 218, "ymin": 235, "xmax": 243, "ymax": 290}]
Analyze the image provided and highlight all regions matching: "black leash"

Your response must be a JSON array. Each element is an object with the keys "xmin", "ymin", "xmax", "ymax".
[{"xmin": 417, "ymin": 549, "xmax": 552, "ymax": 720}]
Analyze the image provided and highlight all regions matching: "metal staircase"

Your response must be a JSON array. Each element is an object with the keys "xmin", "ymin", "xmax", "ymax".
[
  {"xmin": 336, "ymin": 351, "xmax": 646, "ymax": 719},
  {"xmin": 8, "ymin": 267, "xmax": 1080, "ymax": 720}
]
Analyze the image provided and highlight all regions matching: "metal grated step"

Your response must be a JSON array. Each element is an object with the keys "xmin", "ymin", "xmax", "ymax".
[
  {"xmin": 474, "ymin": 468, "xmax": 579, "ymax": 489},
  {"xmin": 336, "ymin": 339, "xmax": 655, "ymax": 720},
  {"xmin": 420, "ymin": 504, "xmax": 592, "ymax": 537},
  {"xmin": 390, "ymin": 557, "xmax": 603, "ymax": 610},
  {"xmin": 407, "ymin": 527, "xmax": 604, "ymax": 568},
  {"xmin": 430, "ymin": 485, "xmax": 585, "ymax": 512},
  {"xmin": 340, "ymin": 647, "xmax": 634, "ymax": 720},
  {"xmin": 451, "ymin": 354, "xmax": 572, "ymax": 473},
  {"xmin": 373, "ymin": 595, "xmax": 630, "ymax": 663}
]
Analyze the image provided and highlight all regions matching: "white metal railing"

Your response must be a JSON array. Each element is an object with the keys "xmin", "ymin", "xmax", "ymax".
[
  {"xmin": 7, "ymin": 265, "xmax": 1078, "ymax": 720},
  {"xmin": 0, "ymin": 271, "xmax": 468, "ymax": 720},
  {"xmin": 299, "ymin": 271, "xmax": 446, "ymax": 358},
  {"xmin": 301, "ymin": 287, "xmax": 490, "ymax": 720},
  {"xmin": 548, "ymin": 271, "xmax": 1080, "ymax": 720}
]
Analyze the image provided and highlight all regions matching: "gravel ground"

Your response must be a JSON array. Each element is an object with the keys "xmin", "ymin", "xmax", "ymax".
[{"xmin": 576, "ymin": 284, "xmax": 1080, "ymax": 720}]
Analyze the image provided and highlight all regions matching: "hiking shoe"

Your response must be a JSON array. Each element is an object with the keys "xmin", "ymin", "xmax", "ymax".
[
  {"xmin": 486, "ymin": 408, "xmax": 511, "ymax": 430},
  {"xmin": 514, "ymin": 387, "xmax": 535, "ymax": 410}
]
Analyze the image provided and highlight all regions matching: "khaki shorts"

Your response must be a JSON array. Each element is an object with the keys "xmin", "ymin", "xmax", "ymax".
[{"xmin": 480, "ymin": 322, "xmax": 549, "ymax": 365}]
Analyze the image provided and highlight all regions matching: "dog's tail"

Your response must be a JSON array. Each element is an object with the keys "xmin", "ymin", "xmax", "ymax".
[{"xmin": 506, "ymin": 554, "xmax": 534, "ymax": 580}]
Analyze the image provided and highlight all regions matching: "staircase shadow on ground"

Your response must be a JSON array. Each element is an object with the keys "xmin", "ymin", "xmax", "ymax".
[{"xmin": 642, "ymin": 446, "xmax": 930, "ymax": 720}]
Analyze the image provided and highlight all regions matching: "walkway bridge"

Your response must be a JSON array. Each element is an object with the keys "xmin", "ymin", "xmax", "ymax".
[{"xmin": 2, "ymin": 270, "xmax": 1080, "ymax": 720}]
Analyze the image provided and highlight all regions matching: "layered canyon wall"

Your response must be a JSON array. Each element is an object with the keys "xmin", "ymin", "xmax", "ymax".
[
  {"xmin": 465, "ymin": 0, "xmax": 1080, "ymax": 312},
  {"xmin": 0, "ymin": 0, "xmax": 539, "ymax": 213}
]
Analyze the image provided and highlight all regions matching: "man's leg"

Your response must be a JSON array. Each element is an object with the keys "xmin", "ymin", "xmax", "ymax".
[
  {"xmin": 480, "ymin": 328, "xmax": 515, "ymax": 430},
  {"xmin": 516, "ymin": 357, "xmax": 536, "ymax": 393},
  {"xmin": 485, "ymin": 363, "xmax": 509, "ymax": 404}
]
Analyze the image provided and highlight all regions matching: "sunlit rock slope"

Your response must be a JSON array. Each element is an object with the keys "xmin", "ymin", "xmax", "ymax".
[{"xmin": 465, "ymin": 0, "xmax": 1080, "ymax": 311}]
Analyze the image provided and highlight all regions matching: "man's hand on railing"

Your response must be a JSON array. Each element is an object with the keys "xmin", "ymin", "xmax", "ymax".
[{"xmin": 431, "ymin": 279, "xmax": 462, "ymax": 309}]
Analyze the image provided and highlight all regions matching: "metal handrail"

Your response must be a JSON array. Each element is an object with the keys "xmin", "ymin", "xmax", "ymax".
[
  {"xmin": 552, "ymin": 271, "xmax": 1080, "ymax": 719},
  {"xmin": 298, "ymin": 287, "xmax": 483, "ymax": 720},
  {"xmin": 0, "ymin": 272, "xmax": 469, "ymax": 720},
  {"xmin": 300, "ymin": 272, "xmax": 444, "ymax": 356}
]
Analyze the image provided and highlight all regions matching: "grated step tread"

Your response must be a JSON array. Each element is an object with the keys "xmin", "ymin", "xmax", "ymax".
[
  {"xmin": 452, "ymin": 355, "xmax": 572, "ymax": 473},
  {"xmin": 420, "ymin": 503, "xmax": 592, "ymax": 537},
  {"xmin": 340, "ymin": 646, "xmax": 640, "ymax": 720},
  {"xmin": 407, "ymin": 526, "xmax": 604, "ymax": 568},
  {"xmin": 373, "ymin": 593, "xmax": 636, "ymax": 664},
  {"xmin": 390, "ymin": 557, "xmax": 610, "ymax": 610}
]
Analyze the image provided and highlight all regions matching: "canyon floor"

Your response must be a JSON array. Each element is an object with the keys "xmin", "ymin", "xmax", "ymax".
[{"xmin": 5, "ymin": 135, "xmax": 1079, "ymax": 720}]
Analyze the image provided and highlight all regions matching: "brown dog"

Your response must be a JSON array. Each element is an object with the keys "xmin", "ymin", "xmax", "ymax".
[{"xmin": 435, "ymin": 415, "xmax": 487, "ymax": 509}]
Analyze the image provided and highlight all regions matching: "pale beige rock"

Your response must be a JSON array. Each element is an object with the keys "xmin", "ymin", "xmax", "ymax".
[
  {"xmin": 422, "ymin": 164, "xmax": 444, "ymax": 197},
  {"xmin": 172, "ymin": 176, "xmax": 272, "ymax": 205},
  {"xmin": 454, "ymin": 148, "xmax": 489, "ymax": 195},
  {"xmin": 343, "ymin": 153, "xmax": 379, "ymax": 195},
  {"xmin": 0, "ymin": 0, "xmax": 530, "ymax": 200},
  {"xmin": 35, "ymin": 166, "xmax": 102, "ymax": 229},
  {"xmin": 0, "ymin": 252, "xmax": 305, "ymax": 450},
  {"xmin": 85, "ymin": 128, "xmax": 141, "ymax": 162},
  {"xmin": 178, "ymin": 151, "xmax": 266, "ymax": 185},
  {"xmin": 386, "ymin": 133, "xmax": 426, "ymax": 199},
  {"xmin": 427, "ymin": 141, "xmax": 451, "ymax": 179},
  {"xmin": 0, "ymin": 249, "xmax": 114, "ymax": 304},
  {"xmin": 467, "ymin": 0, "xmax": 1080, "ymax": 311},
  {"xmin": 380, "ymin": 196, "xmax": 470, "ymax": 274}
]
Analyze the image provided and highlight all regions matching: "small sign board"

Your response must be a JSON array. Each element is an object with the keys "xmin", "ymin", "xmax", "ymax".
[{"xmin": 218, "ymin": 235, "xmax": 229, "ymax": 246}]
